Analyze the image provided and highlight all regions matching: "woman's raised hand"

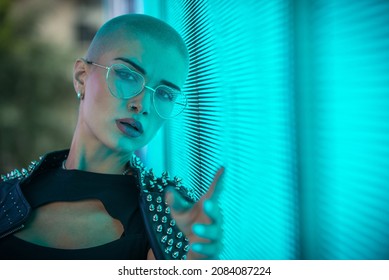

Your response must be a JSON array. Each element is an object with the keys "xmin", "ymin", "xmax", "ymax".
[{"xmin": 165, "ymin": 167, "xmax": 225, "ymax": 260}]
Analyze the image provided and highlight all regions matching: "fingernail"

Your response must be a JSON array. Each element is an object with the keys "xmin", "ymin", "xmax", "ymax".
[
  {"xmin": 204, "ymin": 200, "xmax": 213, "ymax": 213},
  {"xmin": 191, "ymin": 243, "xmax": 202, "ymax": 253},
  {"xmin": 193, "ymin": 224, "xmax": 205, "ymax": 236}
]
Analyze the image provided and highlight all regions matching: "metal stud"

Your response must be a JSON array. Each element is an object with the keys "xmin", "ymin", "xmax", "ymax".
[
  {"xmin": 149, "ymin": 204, "xmax": 155, "ymax": 211},
  {"xmin": 162, "ymin": 171, "xmax": 170, "ymax": 180},
  {"xmin": 153, "ymin": 214, "xmax": 159, "ymax": 222},
  {"xmin": 167, "ymin": 227, "xmax": 173, "ymax": 235},
  {"xmin": 170, "ymin": 219, "xmax": 176, "ymax": 227},
  {"xmin": 28, "ymin": 161, "xmax": 37, "ymax": 171},
  {"xmin": 176, "ymin": 232, "xmax": 183, "ymax": 239},
  {"xmin": 147, "ymin": 194, "xmax": 152, "ymax": 202},
  {"xmin": 14, "ymin": 169, "xmax": 21, "ymax": 178},
  {"xmin": 21, "ymin": 168, "xmax": 28, "ymax": 176},
  {"xmin": 165, "ymin": 246, "xmax": 172, "ymax": 253},
  {"xmin": 165, "ymin": 207, "xmax": 171, "ymax": 214},
  {"xmin": 187, "ymin": 190, "xmax": 196, "ymax": 201},
  {"xmin": 176, "ymin": 242, "xmax": 183, "ymax": 249},
  {"xmin": 184, "ymin": 245, "xmax": 190, "ymax": 252},
  {"xmin": 181, "ymin": 255, "xmax": 187, "ymax": 260},
  {"xmin": 162, "ymin": 216, "xmax": 167, "ymax": 223},
  {"xmin": 136, "ymin": 157, "xmax": 142, "ymax": 165},
  {"xmin": 174, "ymin": 176, "xmax": 182, "ymax": 188},
  {"xmin": 172, "ymin": 251, "xmax": 179, "ymax": 258},
  {"xmin": 150, "ymin": 170, "xmax": 156, "ymax": 181},
  {"xmin": 156, "ymin": 196, "xmax": 162, "ymax": 203},
  {"xmin": 168, "ymin": 239, "xmax": 174, "ymax": 246},
  {"xmin": 141, "ymin": 170, "xmax": 146, "ymax": 176},
  {"xmin": 161, "ymin": 235, "xmax": 168, "ymax": 243},
  {"xmin": 157, "ymin": 225, "xmax": 163, "ymax": 232},
  {"xmin": 156, "ymin": 204, "xmax": 162, "ymax": 212}
]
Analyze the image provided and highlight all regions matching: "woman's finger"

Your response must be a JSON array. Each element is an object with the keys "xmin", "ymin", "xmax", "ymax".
[
  {"xmin": 190, "ymin": 241, "xmax": 222, "ymax": 259},
  {"xmin": 204, "ymin": 167, "xmax": 225, "ymax": 200},
  {"xmin": 203, "ymin": 200, "xmax": 222, "ymax": 223},
  {"xmin": 192, "ymin": 223, "xmax": 221, "ymax": 241}
]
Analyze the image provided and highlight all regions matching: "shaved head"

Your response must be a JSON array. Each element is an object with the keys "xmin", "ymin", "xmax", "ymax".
[
  {"xmin": 74, "ymin": 13, "xmax": 190, "ymax": 154},
  {"xmin": 85, "ymin": 14, "xmax": 189, "ymax": 64}
]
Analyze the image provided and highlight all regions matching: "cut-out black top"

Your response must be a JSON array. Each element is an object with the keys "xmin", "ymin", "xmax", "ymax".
[{"xmin": 0, "ymin": 166, "xmax": 149, "ymax": 260}]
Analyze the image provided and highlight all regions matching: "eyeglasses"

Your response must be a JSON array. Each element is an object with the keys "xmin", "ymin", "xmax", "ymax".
[{"xmin": 85, "ymin": 60, "xmax": 187, "ymax": 119}]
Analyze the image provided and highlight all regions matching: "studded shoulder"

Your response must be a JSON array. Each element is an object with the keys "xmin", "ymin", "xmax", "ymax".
[
  {"xmin": 129, "ymin": 154, "xmax": 196, "ymax": 202},
  {"xmin": 0, "ymin": 159, "xmax": 40, "ymax": 183}
]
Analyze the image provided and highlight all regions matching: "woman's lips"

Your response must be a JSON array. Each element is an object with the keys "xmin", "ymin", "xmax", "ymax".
[{"xmin": 116, "ymin": 118, "xmax": 144, "ymax": 138}]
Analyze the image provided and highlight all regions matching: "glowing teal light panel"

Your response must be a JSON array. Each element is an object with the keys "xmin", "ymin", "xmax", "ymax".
[
  {"xmin": 145, "ymin": 0, "xmax": 298, "ymax": 260},
  {"xmin": 303, "ymin": 0, "xmax": 389, "ymax": 259},
  {"xmin": 142, "ymin": 0, "xmax": 389, "ymax": 259}
]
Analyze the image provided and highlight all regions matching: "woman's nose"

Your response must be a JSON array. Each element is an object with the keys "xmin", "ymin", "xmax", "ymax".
[{"xmin": 127, "ymin": 89, "xmax": 151, "ymax": 115}]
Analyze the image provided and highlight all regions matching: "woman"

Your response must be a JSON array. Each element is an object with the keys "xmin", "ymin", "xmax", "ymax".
[{"xmin": 0, "ymin": 14, "xmax": 223, "ymax": 260}]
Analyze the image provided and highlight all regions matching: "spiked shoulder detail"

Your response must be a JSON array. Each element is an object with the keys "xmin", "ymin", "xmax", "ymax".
[
  {"xmin": 129, "ymin": 154, "xmax": 196, "ymax": 202},
  {"xmin": 129, "ymin": 154, "xmax": 194, "ymax": 260},
  {"xmin": 0, "ymin": 159, "xmax": 40, "ymax": 182}
]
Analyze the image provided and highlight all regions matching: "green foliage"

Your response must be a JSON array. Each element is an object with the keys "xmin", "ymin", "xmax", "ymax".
[{"xmin": 0, "ymin": 0, "xmax": 76, "ymax": 173}]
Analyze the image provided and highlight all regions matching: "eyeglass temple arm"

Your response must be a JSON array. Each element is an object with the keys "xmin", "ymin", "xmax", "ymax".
[{"xmin": 84, "ymin": 60, "xmax": 109, "ymax": 70}]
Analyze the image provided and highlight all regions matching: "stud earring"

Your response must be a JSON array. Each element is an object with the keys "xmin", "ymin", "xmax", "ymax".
[{"xmin": 77, "ymin": 91, "xmax": 84, "ymax": 100}]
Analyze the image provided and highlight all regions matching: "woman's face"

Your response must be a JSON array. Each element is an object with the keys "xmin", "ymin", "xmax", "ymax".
[{"xmin": 79, "ymin": 36, "xmax": 188, "ymax": 154}]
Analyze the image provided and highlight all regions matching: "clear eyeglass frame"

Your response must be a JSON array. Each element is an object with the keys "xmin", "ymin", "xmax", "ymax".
[{"xmin": 85, "ymin": 60, "xmax": 187, "ymax": 119}]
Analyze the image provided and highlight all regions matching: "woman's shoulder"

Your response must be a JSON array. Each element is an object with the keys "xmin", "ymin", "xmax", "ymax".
[
  {"xmin": 0, "ymin": 150, "xmax": 68, "ymax": 183},
  {"xmin": 129, "ymin": 154, "xmax": 195, "ymax": 202}
]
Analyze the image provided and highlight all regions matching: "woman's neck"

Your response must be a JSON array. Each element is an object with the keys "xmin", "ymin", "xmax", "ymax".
[{"xmin": 66, "ymin": 125, "xmax": 132, "ymax": 175}]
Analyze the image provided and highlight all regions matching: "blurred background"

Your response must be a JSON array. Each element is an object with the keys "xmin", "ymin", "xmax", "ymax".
[{"xmin": 1, "ymin": 0, "xmax": 389, "ymax": 259}]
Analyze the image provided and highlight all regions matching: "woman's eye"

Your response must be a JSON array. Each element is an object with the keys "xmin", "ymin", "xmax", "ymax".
[
  {"xmin": 116, "ymin": 70, "xmax": 135, "ymax": 81},
  {"xmin": 158, "ymin": 91, "xmax": 174, "ymax": 101}
]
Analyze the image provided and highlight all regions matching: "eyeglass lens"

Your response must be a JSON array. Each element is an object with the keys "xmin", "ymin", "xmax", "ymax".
[{"xmin": 106, "ymin": 64, "xmax": 186, "ymax": 118}]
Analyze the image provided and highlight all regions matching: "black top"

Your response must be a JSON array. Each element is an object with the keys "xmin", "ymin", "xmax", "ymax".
[{"xmin": 0, "ymin": 166, "xmax": 149, "ymax": 260}]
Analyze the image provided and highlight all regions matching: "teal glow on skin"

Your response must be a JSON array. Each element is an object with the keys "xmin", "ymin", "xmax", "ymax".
[
  {"xmin": 67, "ymin": 36, "xmax": 188, "ymax": 175},
  {"xmin": 191, "ymin": 243, "xmax": 203, "ymax": 253},
  {"xmin": 193, "ymin": 224, "xmax": 206, "ymax": 236}
]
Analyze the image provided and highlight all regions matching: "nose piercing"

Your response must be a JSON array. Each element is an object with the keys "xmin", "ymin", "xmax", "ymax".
[
  {"xmin": 128, "ymin": 102, "xmax": 146, "ymax": 114},
  {"xmin": 129, "ymin": 103, "xmax": 137, "ymax": 110}
]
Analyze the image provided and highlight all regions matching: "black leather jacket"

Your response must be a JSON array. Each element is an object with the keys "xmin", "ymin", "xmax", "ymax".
[{"xmin": 0, "ymin": 150, "xmax": 194, "ymax": 259}]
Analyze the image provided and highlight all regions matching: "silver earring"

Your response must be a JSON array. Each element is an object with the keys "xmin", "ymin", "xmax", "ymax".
[{"xmin": 77, "ymin": 91, "xmax": 84, "ymax": 100}]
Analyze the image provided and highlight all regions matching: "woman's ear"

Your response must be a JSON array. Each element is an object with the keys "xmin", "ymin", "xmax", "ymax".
[{"xmin": 73, "ymin": 58, "xmax": 88, "ymax": 95}]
